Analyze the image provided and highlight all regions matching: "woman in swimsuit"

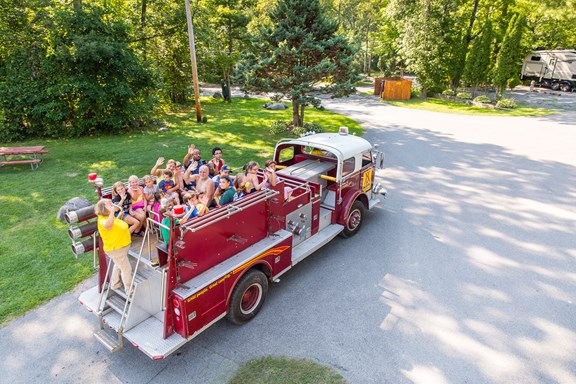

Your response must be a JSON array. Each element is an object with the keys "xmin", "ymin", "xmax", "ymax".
[
  {"xmin": 112, "ymin": 181, "xmax": 142, "ymax": 235},
  {"xmin": 243, "ymin": 161, "xmax": 267, "ymax": 193},
  {"xmin": 127, "ymin": 175, "xmax": 147, "ymax": 233}
]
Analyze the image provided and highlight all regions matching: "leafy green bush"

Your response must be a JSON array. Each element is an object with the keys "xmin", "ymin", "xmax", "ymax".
[
  {"xmin": 507, "ymin": 76, "xmax": 522, "ymax": 90},
  {"xmin": 270, "ymin": 120, "xmax": 290, "ymax": 134},
  {"xmin": 496, "ymin": 98, "xmax": 517, "ymax": 109},
  {"xmin": 410, "ymin": 83, "xmax": 422, "ymax": 99},
  {"xmin": 292, "ymin": 126, "xmax": 307, "ymax": 136},
  {"xmin": 473, "ymin": 95, "xmax": 492, "ymax": 103},
  {"xmin": 456, "ymin": 92, "xmax": 473, "ymax": 100},
  {"xmin": 0, "ymin": 4, "xmax": 156, "ymax": 141},
  {"xmin": 442, "ymin": 89, "xmax": 455, "ymax": 96},
  {"xmin": 303, "ymin": 122, "xmax": 323, "ymax": 133}
]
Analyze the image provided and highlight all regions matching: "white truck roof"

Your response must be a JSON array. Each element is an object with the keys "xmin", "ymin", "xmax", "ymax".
[{"xmin": 276, "ymin": 133, "xmax": 373, "ymax": 161}]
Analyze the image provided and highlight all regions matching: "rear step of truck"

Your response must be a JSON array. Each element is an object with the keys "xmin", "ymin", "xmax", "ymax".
[
  {"xmin": 80, "ymin": 260, "xmax": 165, "ymax": 354},
  {"xmin": 94, "ymin": 328, "xmax": 123, "ymax": 352}
]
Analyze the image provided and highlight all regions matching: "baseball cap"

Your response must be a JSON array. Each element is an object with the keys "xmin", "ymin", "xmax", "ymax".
[{"xmin": 221, "ymin": 164, "xmax": 229, "ymax": 171}]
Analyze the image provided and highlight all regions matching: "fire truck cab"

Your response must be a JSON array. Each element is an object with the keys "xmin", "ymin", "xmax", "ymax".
[{"xmin": 71, "ymin": 129, "xmax": 386, "ymax": 359}]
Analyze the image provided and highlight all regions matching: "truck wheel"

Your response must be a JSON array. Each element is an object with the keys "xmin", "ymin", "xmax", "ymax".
[
  {"xmin": 551, "ymin": 82, "xmax": 560, "ymax": 91},
  {"xmin": 560, "ymin": 84, "xmax": 572, "ymax": 92},
  {"xmin": 227, "ymin": 269, "xmax": 268, "ymax": 325},
  {"xmin": 341, "ymin": 200, "xmax": 364, "ymax": 238}
]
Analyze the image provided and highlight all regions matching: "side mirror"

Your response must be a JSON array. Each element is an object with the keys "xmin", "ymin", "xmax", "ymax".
[{"xmin": 374, "ymin": 152, "xmax": 385, "ymax": 169}]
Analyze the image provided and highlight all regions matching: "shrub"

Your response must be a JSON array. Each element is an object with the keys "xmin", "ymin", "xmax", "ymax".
[
  {"xmin": 473, "ymin": 95, "xmax": 491, "ymax": 103},
  {"xmin": 442, "ymin": 89, "xmax": 455, "ymax": 96},
  {"xmin": 456, "ymin": 92, "xmax": 472, "ymax": 100},
  {"xmin": 507, "ymin": 76, "xmax": 521, "ymax": 90},
  {"xmin": 496, "ymin": 98, "xmax": 517, "ymax": 109},
  {"xmin": 410, "ymin": 83, "xmax": 422, "ymax": 99},
  {"xmin": 269, "ymin": 120, "xmax": 290, "ymax": 134},
  {"xmin": 0, "ymin": 5, "xmax": 157, "ymax": 141},
  {"xmin": 292, "ymin": 127, "xmax": 307, "ymax": 136},
  {"xmin": 303, "ymin": 122, "xmax": 323, "ymax": 133}
]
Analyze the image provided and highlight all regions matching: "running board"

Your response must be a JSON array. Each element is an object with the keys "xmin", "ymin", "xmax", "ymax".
[
  {"xmin": 94, "ymin": 329, "xmax": 123, "ymax": 352},
  {"xmin": 291, "ymin": 224, "xmax": 344, "ymax": 265}
]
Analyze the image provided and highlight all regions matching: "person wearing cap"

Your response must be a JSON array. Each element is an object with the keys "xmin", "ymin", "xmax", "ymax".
[{"xmin": 212, "ymin": 164, "xmax": 234, "ymax": 189}]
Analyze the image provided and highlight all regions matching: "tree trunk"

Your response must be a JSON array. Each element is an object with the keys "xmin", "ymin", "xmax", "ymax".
[
  {"xmin": 300, "ymin": 103, "xmax": 305, "ymax": 126},
  {"xmin": 452, "ymin": 0, "xmax": 480, "ymax": 87},
  {"xmin": 73, "ymin": 0, "xmax": 82, "ymax": 10},
  {"xmin": 141, "ymin": 0, "xmax": 147, "ymax": 59},
  {"xmin": 228, "ymin": 18, "xmax": 233, "ymax": 54},
  {"xmin": 365, "ymin": 19, "xmax": 372, "ymax": 76},
  {"xmin": 292, "ymin": 99, "xmax": 302, "ymax": 127},
  {"xmin": 141, "ymin": 0, "xmax": 147, "ymax": 27}
]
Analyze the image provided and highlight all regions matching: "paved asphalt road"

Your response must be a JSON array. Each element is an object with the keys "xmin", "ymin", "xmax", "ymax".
[{"xmin": 1, "ymin": 90, "xmax": 575, "ymax": 384}]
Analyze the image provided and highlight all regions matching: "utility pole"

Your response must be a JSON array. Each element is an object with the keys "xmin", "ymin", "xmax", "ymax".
[{"xmin": 185, "ymin": 0, "xmax": 202, "ymax": 122}]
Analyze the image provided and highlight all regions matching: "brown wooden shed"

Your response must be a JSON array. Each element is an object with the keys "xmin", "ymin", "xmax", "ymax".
[{"xmin": 381, "ymin": 77, "xmax": 412, "ymax": 100}]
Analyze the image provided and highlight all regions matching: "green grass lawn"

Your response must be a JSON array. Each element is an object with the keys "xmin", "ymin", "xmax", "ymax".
[
  {"xmin": 382, "ymin": 97, "xmax": 555, "ymax": 116},
  {"xmin": 228, "ymin": 356, "xmax": 347, "ymax": 384},
  {"xmin": 0, "ymin": 97, "xmax": 362, "ymax": 326}
]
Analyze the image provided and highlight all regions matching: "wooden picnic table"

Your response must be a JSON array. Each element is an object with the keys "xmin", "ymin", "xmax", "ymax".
[{"xmin": 0, "ymin": 145, "xmax": 48, "ymax": 170}]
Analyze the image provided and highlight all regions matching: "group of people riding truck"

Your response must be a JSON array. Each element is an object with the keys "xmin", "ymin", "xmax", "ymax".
[{"xmin": 94, "ymin": 144, "xmax": 288, "ymax": 293}]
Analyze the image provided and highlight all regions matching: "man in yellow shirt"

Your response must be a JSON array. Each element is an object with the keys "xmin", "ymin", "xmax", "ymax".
[{"xmin": 95, "ymin": 199, "xmax": 133, "ymax": 294}]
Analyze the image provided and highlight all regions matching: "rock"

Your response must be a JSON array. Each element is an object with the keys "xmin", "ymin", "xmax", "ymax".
[
  {"xmin": 265, "ymin": 103, "xmax": 287, "ymax": 110},
  {"xmin": 158, "ymin": 127, "xmax": 169, "ymax": 132},
  {"xmin": 213, "ymin": 92, "xmax": 223, "ymax": 98},
  {"xmin": 57, "ymin": 197, "xmax": 93, "ymax": 223}
]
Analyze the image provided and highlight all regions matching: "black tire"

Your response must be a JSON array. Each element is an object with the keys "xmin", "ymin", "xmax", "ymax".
[
  {"xmin": 551, "ymin": 82, "xmax": 560, "ymax": 91},
  {"xmin": 340, "ymin": 200, "xmax": 364, "ymax": 238},
  {"xmin": 227, "ymin": 269, "xmax": 268, "ymax": 325},
  {"xmin": 560, "ymin": 83, "xmax": 572, "ymax": 92}
]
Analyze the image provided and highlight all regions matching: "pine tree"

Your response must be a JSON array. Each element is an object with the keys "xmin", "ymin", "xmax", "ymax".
[
  {"xmin": 492, "ymin": 14, "xmax": 525, "ymax": 97},
  {"xmin": 234, "ymin": 0, "xmax": 359, "ymax": 127},
  {"xmin": 462, "ymin": 20, "xmax": 492, "ymax": 90}
]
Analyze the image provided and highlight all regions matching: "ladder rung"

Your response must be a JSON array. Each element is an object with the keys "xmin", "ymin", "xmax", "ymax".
[
  {"xmin": 94, "ymin": 329, "xmax": 123, "ymax": 352},
  {"xmin": 106, "ymin": 294, "xmax": 127, "ymax": 313}
]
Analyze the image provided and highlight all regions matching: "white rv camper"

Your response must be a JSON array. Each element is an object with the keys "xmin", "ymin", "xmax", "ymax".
[{"xmin": 521, "ymin": 50, "xmax": 576, "ymax": 92}]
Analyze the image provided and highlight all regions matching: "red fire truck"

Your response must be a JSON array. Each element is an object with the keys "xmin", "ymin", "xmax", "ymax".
[{"xmin": 66, "ymin": 129, "xmax": 386, "ymax": 359}]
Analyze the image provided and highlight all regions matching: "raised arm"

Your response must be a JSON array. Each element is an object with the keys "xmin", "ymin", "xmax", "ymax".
[
  {"xmin": 151, "ymin": 157, "xmax": 164, "ymax": 177},
  {"xmin": 183, "ymin": 144, "xmax": 195, "ymax": 167},
  {"xmin": 184, "ymin": 167, "xmax": 199, "ymax": 185},
  {"xmin": 103, "ymin": 201, "xmax": 116, "ymax": 230}
]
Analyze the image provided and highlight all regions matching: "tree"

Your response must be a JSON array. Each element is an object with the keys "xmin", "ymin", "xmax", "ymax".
[
  {"xmin": 235, "ymin": 0, "xmax": 359, "ymax": 127},
  {"xmin": 388, "ymin": 0, "xmax": 457, "ymax": 97},
  {"xmin": 324, "ymin": 0, "xmax": 389, "ymax": 75},
  {"xmin": 197, "ymin": 0, "xmax": 257, "ymax": 97},
  {"xmin": 0, "ymin": 3, "xmax": 156, "ymax": 140},
  {"xmin": 462, "ymin": 19, "xmax": 493, "ymax": 90},
  {"xmin": 492, "ymin": 13, "xmax": 525, "ymax": 97}
]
